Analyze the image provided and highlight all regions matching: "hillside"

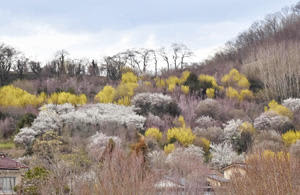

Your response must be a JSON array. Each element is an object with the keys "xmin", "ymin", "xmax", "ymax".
[{"xmin": 0, "ymin": 2, "xmax": 300, "ymax": 195}]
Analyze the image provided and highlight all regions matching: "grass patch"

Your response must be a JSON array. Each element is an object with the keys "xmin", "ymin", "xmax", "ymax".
[{"xmin": 0, "ymin": 141, "xmax": 15, "ymax": 150}]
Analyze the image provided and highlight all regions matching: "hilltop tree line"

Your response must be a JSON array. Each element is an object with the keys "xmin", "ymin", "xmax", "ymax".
[{"xmin": 0, "ymin": 43, "xmax": 192, "ymax": 86}]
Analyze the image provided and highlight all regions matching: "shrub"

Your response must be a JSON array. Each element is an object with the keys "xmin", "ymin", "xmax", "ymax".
[
  {"xmin": 15, "ymin": 103, "xmax": 146, "ymax": 147},
  {"xmin": 265, "ymin": 100, "xmax": 293, "ymax": 119},
  {"xmin": 184, "ymin": 73, "xmax": 201, "ymax": 94},
  {"xmin": 181, "ymin": 85, "xmax": 189, "ymax": 94},
  {"xmin": 206, "ymin": 88, "xmax": 215, "ymax": 98},
  {"xmin": 282, "ymin": 130, "xmax": 300, "ymax": 146},
  {"xmin": 145, "ymin": 128, "xmax": 162, "ymax": 141},
  {"xmin": 0, "ymin": 85, "xmax": 46, "ymax": 107},
  {"xmin": 121, "ymin": 72, "xmax": 138, "ymax": 84},
  {"xmin": 17, "ymin": 113, "xmax": 36, "ymax": 130},
  {"xmin": 48, "ymin": 92, "xmax": 87, "ymax": 105},
  {"xmin": 147, "ymin": 150, "xmax": 167, "ymax": 169},
  {"xmin": 131, "ymin": 93, "xmax": 180, "ymax": 117},
  {"xmin": 154, "ymin": 77, "xmax": 166, "ymax": 88},
  {"xmin": 210, "ymin": 142, "xmax": 244, "ymax": 168},
  {"xmin": 198, "ymin": 137, "xmax": 210, "ymax": 153},
  {"xmin": 252, "ymin": 130, "xmax": 285, "ymax": 152},
  {"xmin": 196, "ymin": 98, "xmax": 219, "ymax": 118},
  {"xmin": 239, "ymin": 89, "xmax": 254, "ymax": 101},
  {"xmin": 223, "ymin": 119, "xmax": 243, "ymax": 141},
  {"xmin": 167, "ymin": 126, "xmax": 195, "ymax": 146},
  {"xmin": 195, "ymin": 116, "xmax": 218, "ymax": 129},
  {"xmin": 164, "ymin": 143, "xmax": 175, "ymax": 154},
  {"xmin": 226, "ymin": 87, "xmax": 240, "ymax": 100},
  {"xmin": 179, "ymin": 71, "xmax": 191, "ymax": 84},
  {"xmin": 221, "ymin": 68, "xmax": 250, "ymax": 89},
  {"xmin": 282, "ymin": 98, "xmax": 300, "ymax": 112},
  {"xmin": 166, "ymin": 145, "xmax": 204, "ymax": 164},
  {"xmin": 198, "ymin": 74, "xmax": 219, "ymax": 89},
  {"xmin": 239, "ymin": 122, "xmax": 255, "ymax": 134},
  {"xmin": 193, "ymin": 126, "xmax": 224, "ymax": 144},
  {"xmin": 94, "ymin": 85, "xmax": 116, "ymax": 103},
  {"xmin": 254, "ymin": 111, "xmax": 294, "ymax": 134}
]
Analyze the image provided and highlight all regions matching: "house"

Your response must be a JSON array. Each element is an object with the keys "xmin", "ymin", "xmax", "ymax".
[
  {"xmin": 0, "ymin": 153, "xmax": 28, "ymax": 195},
  {"xmin": 221, "ymin": 163, "xmax": 246, "ymax": 180}
]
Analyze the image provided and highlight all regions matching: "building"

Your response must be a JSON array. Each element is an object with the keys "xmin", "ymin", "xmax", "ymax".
[
  {"xmin": 0, "ymin": 153, "xmax": 28, "ymax": 195},
  {"xmin": 222, "ymin": 163, "xmax": 246, "ymax": 180}
]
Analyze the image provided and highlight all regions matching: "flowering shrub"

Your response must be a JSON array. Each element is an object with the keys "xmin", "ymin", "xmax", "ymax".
[
  {"xmin": 239, "ymin": 122, "xmax": 256, "ymax": 134},
  {"xmin": 206, "ymin": 88, "xmax": 215, "ymax": 98},
  {"xmin": 282, "ymin": 130, "xmax": 300, "ymax": 146},
  {"xmin": 131, "ymin": 93, "xmax": 180, "ymax": 116},
  {"xmin": 48, "ymin": 92, "xmax": 87, "ymax": 105},
  {"xmin": 198, "ymin": 137, "xmax": 210, "ymax": 153},
  {"xmin": 179, "ymin": 71, "xmax": 191, "ymax": 84},
  {"xmin": 15, "ymin": 103, "xmax": 146, "ymax": 146},
  {"xmin": 254, "ymin": 111, "xmax": 294, "ymax": 134},
  {"xmin": 264, "ymin": 100, "xmax": 293, "ymax": 119},
  {"xmin": 145, "ymin": 128, "xmax": 162, "ymax": 141},
  {"xmin": 210, "ymin": 142, "xmax": 244, "ymax": 168},
  {"xmin": 221, "ymin": 68, "xmax": 250, "ymax": 89},
  {"xmin": 181, "ymin": 85, "xmax": 189, "ymax": 94},
  {"xmin": 226, "ymin": 87, "xmax": 240, "ymax": 100},
  {"xmin": 198, "ymin": 74, "xmax": 219, "ymax": 89},
  {"xmin": 164, "ymin": 143, "xmax": 175, "ymax": 154},
  {"xmin": 196, "ymin": 98, "xmax": 219, "ymax": 118},
  {"xmin": 154, "ymin": 78, "xmax": 166, "ymax": 88},
  {"xmin": 94, "ymin": 85, "xmax": 116, "ymax": 103},
  {"xmin": 195, "ymin": 116, "xmax": 218, "ymax": 128},
  {"xmin": 167, "ymin": 126, "xmax": 195, "ymax": 146},
  {"xmin": 88, "ymin": 131, "xmax": 121, "ymax": 154},
  {"xmin": 282, "ymin": 98, "xmax": 300, "ymax": 112},
  {"xmin": 223, "ymin": 119, "xmax": 243, "ymax": 141},
  {"xmin": 0, "ymin": 85, "xmax": 46, "ymax": 107},
  {"xmin": 239, "ymin": 89, "xmax": 254, "ymax": 101},
  {"xmin": 194, "ymin": 126, "xmax": 224, "ymax": 144},
  {"xmin": 121, "ymin": 72, "xmax": 138, "ymax": 84}
]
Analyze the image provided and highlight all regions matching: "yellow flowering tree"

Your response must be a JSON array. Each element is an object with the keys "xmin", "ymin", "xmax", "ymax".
[
  {"xmin": 264, "ymin": 100, "xmax": 293, "ymax": 119},
  {"xmin": 164, "ymin": 144, "xmax": 175, "ymax": 154},
  {"xmin": 282, "ymin": 130, "xmax": 300, "ymax": 146},
  {"xmin": 145, "ymin": 128, "xmax": 163, "ymax": 141},
  {"xmin": 167, "ymin": 127, "xmax": 195, "ymax": 146},
  {"xmin": 94, "ymin": 85, "xmax": 116, "ymax": 103},
  {"xmin": 48, "ymin": 92, "xmax": 87, "ymax": 105}
]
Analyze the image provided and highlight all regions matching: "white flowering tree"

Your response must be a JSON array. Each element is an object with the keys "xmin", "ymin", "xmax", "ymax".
[
  {"xmin": 210, "ymin": 142, "xmax": 244, "ymax": 168},
  {"xmin": 131, "ymin": 93, "xmax": 180, "ymax": 116},
  {"xmin": 282, "ymin": 98, "xmax": 300, "ymax": 112},
  {"xmin": 14, "ymin": 103, "xmax": 146, "ymax": 147}
]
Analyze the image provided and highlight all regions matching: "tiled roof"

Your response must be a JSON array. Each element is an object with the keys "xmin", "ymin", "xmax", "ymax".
[{"xmin": 0, "ymin": 154, "xmax": 28, "ymax": 170}]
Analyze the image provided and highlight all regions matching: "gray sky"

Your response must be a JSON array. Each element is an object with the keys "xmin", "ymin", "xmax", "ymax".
[{"xmin": 0, "ymin": 0, "xmax": 298, "ymax": 62}]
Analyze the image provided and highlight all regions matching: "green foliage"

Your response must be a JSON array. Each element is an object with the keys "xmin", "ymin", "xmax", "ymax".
[
  {"xmin": 0, "ymin": 141, "xmax": 15, "ymax": 149},
  {"xmin": 16, "ymin": 167, "xmax": 49, "ymax": 195},
  {"xmin": 184, "ymin": 73, "xmax": 201, "ymax": 94},
  {"xmin": 17, "ymin": 113, "xmax": 36, "ymax": 130}
]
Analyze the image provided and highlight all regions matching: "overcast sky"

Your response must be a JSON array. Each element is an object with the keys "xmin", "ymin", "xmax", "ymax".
[{"xmin": 0, "ymin": 0, "xmax": 298, "ymax": 63}]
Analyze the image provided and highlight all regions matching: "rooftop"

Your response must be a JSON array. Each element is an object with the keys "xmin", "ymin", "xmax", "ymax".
[{"xmin": 0, "ymin": 153, "xmax": 28, "ymax": 170}]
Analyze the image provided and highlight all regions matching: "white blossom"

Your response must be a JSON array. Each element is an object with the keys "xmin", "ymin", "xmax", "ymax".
[
  {"xmin": 282, "ymin": 98, "xmax": 300, "ymax": 112},
  {"xmin": 254, "ymin": 111, "xmax": 293, "ymax": 133},
  {"xmin": 14, "ymin": 127, "xmax": 38, "ymax": 146},
  {"xmin": 195, "ymin": 116, "xmax": 217, "ymax": 128},
  {"xmin": 14, "ymin": 103, "xmax": 146, "ymax": 147},
  {"xmin": 223, "ymin": 119, "xmax": 243, "ymax": 141},
  {"xmin": 210, "ymin": 142, "xmax": 244, "ymax": 168},
  {"xmin": 131, "ymin": 93, "xmax": 179, "ymax": 116},
  {"xmin": 88, "ymin": 131, "xmax": 121, "ymax": 153}
]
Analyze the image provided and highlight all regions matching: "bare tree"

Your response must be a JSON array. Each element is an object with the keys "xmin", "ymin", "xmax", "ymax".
[
  {"xmin": 54, "ymin": 50, "xmax": 69, "ymax": 76},
  {"xmin": 13, "ymin": 56, "xmax": 28, "ymax": 79},
  {"xmin": 0, "ymin": 44, "xmax": 17, "ymax": 86},
  {"xmin": 159, "ymin": 47, "xmax": 170, "ymax": 71},
  {"xmin": 88, "ymin": 60, "xmax": 99, "ymax": 76},
  {"xmin": 29, "ymin": 60, "xmax": 42, "ymax": 78}
]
